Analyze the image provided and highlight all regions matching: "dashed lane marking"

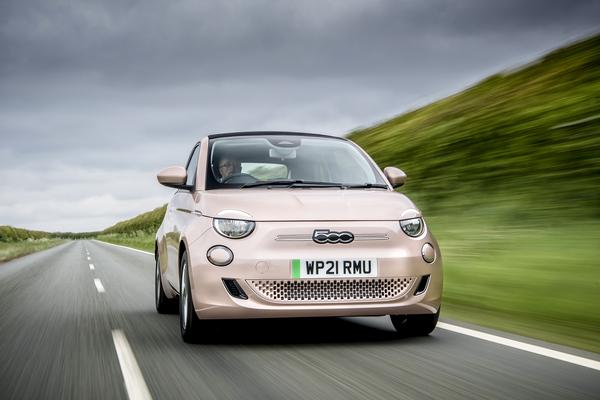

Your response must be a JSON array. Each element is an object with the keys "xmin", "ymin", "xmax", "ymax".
[
  {"xmin": 112, "ymin": 330, "xmax": 153, "ymax": 400},
  {"xmin": 93, "ymin": 278, "xmax": 105, "ymax": 293}
]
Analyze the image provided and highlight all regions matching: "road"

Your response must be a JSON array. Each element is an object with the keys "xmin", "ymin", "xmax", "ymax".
[{"xmin": 0, "ymin": 240, "xmax": 599, "ymax": 400}]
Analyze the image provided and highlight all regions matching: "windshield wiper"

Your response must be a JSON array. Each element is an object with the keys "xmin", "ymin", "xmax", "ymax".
[
  {"xmin": 242, "ymin": 180, "xmax": 303, "ymax": 188},
  {"xmin": 242, "ymin": 180, "xmax": 345, "ymax": 189},
  {"xmin": 342, "ymin": 183, "xmax": 389, "ymax": 189},
  {"xmin": 290, "ymin": 182, "xmax": 346, "ymax": 188},
  {"xmin": 242, "ymin": 180, "xmax": 388, "ymax": 189}
]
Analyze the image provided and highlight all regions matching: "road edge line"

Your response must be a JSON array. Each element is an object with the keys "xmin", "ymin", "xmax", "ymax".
[
  {"xmin": 93, "ymin": 240, "xmax": 153, "ymax": 256},
  {"xmin": 437, "ymin": 322, "xmax": 600, "ymax": 371},
  {"xmin": 112, "ymin": 329, "xmax": 153, "ymax": 400}
]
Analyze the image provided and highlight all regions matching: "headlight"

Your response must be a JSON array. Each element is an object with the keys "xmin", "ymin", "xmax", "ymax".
[
  {"xmin": 400, "ymin": 217, "xmax": 424, "ymax": 237},
  {"xmin": 213, "ymin": 218, "xmax": 255, "ymax": 239}
]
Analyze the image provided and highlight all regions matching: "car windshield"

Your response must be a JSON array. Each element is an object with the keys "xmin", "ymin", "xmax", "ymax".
[{"xmin": 206, "ymin": 135, "xmax": 388, "ymax": 189}]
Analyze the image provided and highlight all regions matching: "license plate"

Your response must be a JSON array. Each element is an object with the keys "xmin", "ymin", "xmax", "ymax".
[{"xmin": 291, "ymin": 259, "xmax": 378, "ymax": 279}]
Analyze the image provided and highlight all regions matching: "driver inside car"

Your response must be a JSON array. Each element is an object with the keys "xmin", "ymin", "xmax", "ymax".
[{"xmin": 217, "ymin": 156, "xmax": 241, "ymax": 182}]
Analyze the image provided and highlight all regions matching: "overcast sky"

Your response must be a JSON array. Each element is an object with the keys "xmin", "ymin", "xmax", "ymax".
[{"xmin": 1, "ymin": 0, "xmax": 599, "ymax": 232}]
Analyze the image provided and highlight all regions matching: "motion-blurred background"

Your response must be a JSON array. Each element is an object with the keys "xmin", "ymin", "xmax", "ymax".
[{"xmin": 1, "ymin": 1, "xmax": 599, "ymax": 353}]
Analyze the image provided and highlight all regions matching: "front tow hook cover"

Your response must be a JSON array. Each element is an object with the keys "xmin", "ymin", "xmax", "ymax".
[
  {"xmin": 207, "ymin": 245, "xmax": 234, "ymax": 266},
  {"xmin": 421, "ymin": 243, "xmax": 435, "ymax": 263}
]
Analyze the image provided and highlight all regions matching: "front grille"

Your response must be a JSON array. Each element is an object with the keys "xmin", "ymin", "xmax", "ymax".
[
  {"xmin": 247, "ymin": 277, "xmax": 415, "ymax": 303},
  {"xmin": 275, "ymin": 233, "xmax": 389, "ymax": 241}
]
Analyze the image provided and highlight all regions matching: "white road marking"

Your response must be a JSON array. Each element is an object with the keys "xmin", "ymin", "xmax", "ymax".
[
  {"xmin": 437, "ymin": 322, "xmax": 600, "ymax": 371},
  {"xmin": 87, "ymin": 256, "xmax": 91, "ymax": 260},
  {"xmin": 112, "ymin": 330, "xmax": 153, "ymax": 400},
  {"xmin": 94, "ymin": 240, "xmax": 153, "ymax": 255},
  {"xmin": 94, "ymin": 278, "xmax": 105, "ymax": 293},
  {"xmin": 89, "ymin": 263, "xmax": 95, "ymax": 270}
]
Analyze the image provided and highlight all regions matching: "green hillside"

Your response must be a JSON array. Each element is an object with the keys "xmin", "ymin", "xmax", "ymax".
[
  {"xmin": 0, "ymin": 225, "xmax": 52, "ymax": 242},
  {"xmin": 96, "ymin": 205, "xmax": 167, "ymax": 252},
  {"xmin": 348, "ymin": 34, "xmax": 600, "ymax": 352},
  {"xmin": 102, "ymin": 205, "xmax": 167, "ymax": 235},
  {"xmin": 0, "ymin": 226, "xmax": 65, "ymax": 262},
  {"xmin": 348, "ymin": 34, "xmax": 600, "ymax": 219}
]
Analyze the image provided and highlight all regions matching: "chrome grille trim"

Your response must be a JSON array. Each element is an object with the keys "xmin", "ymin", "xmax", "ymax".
[
  {"xmin": 275, "ymin": 233, "xmax": 389, "ymax": 241},
  {"xmin": 247, "ymin": 277, "xmax": 415, "ymax": 303}
]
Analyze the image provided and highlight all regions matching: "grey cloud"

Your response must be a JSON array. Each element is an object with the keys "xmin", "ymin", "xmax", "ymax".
[
  {"xmin": 2, "ymin": 0, "xmax": 599, "ymax": 83},
  {"xmin": 0, "ymin": 163, "xmax": 171, "ymax": 231},
  {"xmin": 0, "ymin": 0, "xmax": 598, "ymax": 231}
]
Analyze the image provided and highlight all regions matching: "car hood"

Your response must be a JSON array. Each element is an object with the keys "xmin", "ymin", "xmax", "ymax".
[{"xmin": 197, "ymin": 189, "xmax": 420, "ymax": 221}]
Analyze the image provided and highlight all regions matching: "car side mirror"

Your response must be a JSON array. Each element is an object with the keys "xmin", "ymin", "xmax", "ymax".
[
  {"xmin": 383, "ymin": 166, "xmax": 407, "ymax": 188},
  {"xmin": 157, "ymin": 166, "xmax": 188, "ymax": 189}
]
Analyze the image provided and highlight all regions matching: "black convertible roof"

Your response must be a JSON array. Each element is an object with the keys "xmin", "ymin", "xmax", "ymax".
[{"xmin": 206, "ymin": 131, "xmax": 347, "ymax": 140}]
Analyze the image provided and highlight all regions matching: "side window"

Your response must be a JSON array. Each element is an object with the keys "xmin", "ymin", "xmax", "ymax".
[{"xmin": 185, "ymin": 145, "xmax": 201, "ymax": 187}]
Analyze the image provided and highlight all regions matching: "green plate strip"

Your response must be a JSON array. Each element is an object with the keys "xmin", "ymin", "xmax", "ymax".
[{"xmin": 292, "ymin": 259, "xmax": 301, "ymax": 279}]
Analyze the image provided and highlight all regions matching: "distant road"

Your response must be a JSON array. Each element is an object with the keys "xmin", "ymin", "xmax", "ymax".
[{"xmin": 1, "ymin": 241, "xmax": 599, "ymax": 400}]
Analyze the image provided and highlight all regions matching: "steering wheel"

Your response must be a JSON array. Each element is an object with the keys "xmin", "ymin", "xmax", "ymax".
[{"xmin": 221, "ymin": 173, "xmax": 256, "ymax": 184}]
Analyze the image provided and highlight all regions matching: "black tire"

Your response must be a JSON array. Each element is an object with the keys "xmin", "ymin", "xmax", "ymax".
[
  {"xmin": 155, "ymin": 257, "xmax": 177, "ymax": 314},
  {"xmin": 179, "ymin": 251, "xmax": 204, "ymax": 343},
  {"xmin": 390, "ymin": 308, "xmax": 440, "ymax": 337}
]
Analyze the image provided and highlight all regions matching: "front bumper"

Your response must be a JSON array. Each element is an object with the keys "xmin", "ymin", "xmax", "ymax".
[{"xmin": 187, "ymin": 220, "xmax": 442, "ymax": 319}]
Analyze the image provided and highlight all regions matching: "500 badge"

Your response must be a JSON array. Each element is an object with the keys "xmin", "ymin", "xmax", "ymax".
[{"xmin": 312, "ymin": 229, "xmax": 354, "ymax": 244}]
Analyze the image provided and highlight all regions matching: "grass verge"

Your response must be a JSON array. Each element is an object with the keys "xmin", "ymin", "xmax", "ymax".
[
  {"xmin": 96, "ymin": 233, "xmax": 154, "ymax": 253},
  {"xmin": 430, "ymin": 216, "xmax": 600, "ymax": 354},
  {"xmin": 0, "ymin": 239, "xmax": 66, "ymax": 262}
]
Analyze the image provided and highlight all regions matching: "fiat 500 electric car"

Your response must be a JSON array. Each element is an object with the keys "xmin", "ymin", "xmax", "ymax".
[{"xmin": 155, "ymin": 132, "xmax": 442, "ymax": 342}]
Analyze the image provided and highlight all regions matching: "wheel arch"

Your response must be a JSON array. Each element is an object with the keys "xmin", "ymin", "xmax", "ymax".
[{"xmin": 178, "ymin": 238, "xmax": 188, "ymax": 278}]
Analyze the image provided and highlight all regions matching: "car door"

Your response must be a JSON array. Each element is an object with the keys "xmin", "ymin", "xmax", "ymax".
[{"xmin": 165, "ymin": 144, "xmax": 201, "ymax": 290}]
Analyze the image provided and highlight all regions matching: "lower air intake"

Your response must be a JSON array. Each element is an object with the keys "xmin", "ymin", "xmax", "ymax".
[
  {"xmin": 222, "ymin": 279, "xmax": 248, "ymax": 300},
  {"xmin": 247, "ymin": 277, "xmax": 415, "ymax": 303},
  {"xmin": 414, "ymin": 275, "xmax": 430, "ymax": 295}
]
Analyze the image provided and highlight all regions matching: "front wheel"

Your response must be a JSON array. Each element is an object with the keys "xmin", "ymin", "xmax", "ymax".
[
  {"xmin": 390, "ymin": 308, "xmax": 440, "ymax": 336},
  {"xmin": 179, "ymin": 251, "xmax": 204, "ymax": 343}
]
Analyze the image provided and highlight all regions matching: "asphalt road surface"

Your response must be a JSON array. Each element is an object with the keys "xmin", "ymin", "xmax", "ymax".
[{"xmin": 1, "ymin": 240, "xmax": 599, "ymax": 400}]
